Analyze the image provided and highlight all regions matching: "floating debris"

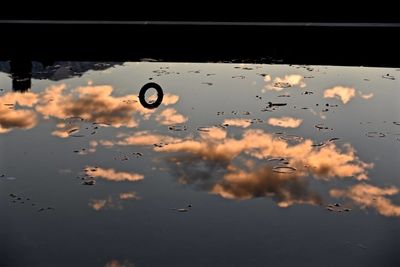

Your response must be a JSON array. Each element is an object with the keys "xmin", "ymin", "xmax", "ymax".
[
  {"xmin": 267, "ymin": 157, "xmax": 286, "ymax": 162},
  {"xmin": 365, "ymin": 132, "xmax": 386, "ymax": 138},
  {"xmin": 201, "ymin": 82, "xmax": 213, "ymax": 86},
  {"xmin": 67, "ymin": 128, "xmax": 79, "ymax": 135},
  {"xmin": 73, "ymin": 148, "xmax": 87, "ymax": 154},
  {"xmin": 301, "ymin": 91, "xmax": 314, "ymax": 95},
  {"xmin": 9, "ymin": 192, "xmax": 52, "ymax": 212},
  {"xmin": 314, "ymin": 124, "xmax": 332, "ymax": 131},
  {"xmin": 114, "ymin": 152, "xmax": 143, "ymax": 161},
  {"xmin": 272, "ymin": 166, "xmax": 296, "ymax": 174},
  {"xmin": 82, "ymin": 180, "xmax": 96, "ymax": 186},
  {"xmin": 197, "ymin": 127, "xmax": 211, "ymax": 132},
  {"xmin": 153, "ymin": 143, "xmax": 163, "ymax": 148},
  {"xmin": 172, "ymin": 205, "xmax": 192, "ymax": 212},
  {"xmin": 393, "ymin": 122, "xmax": 400, "ymax": 126},
  {"xmin": 232, "ymin": 75, "xmax": 245, "ymax": 79},
  {"xmin": 206, "ymin": 73, "xmax": 216, "ymax": 76},
  {"xmin": 65, "ymin": 116, "xmax": 84, "ymax": 123},
  {"xmin": 267, "ymin": 102, "xmax": 287, "ymax": 108},
  {"xmin": 168, "ymin": 125, "xmax": 187, "ymax": 131},
  {"xmin": 278, "ymin": 135, "xmax": 304, "ymax": 143},
  {"xmin": 311, "ymin": 142, "xmax": 326, "ymax": 147},
  {"xmin": 325, "ymin": 203, "xmax": 352, "ymax": 213},
  {"xmin": 250, "ymin": 118, "xmax": 264, "ymax": 124},
  {"xmin": 217, "ymin": 111, "xmax": 225, "ymax": 115},
  {"xmin": 69, "ymin": 134, "xmax": 85, "ymax": 138},
  {"xmin": 382, "ymin": 74, "xmax": 395, "ymax": 80},
  {"xmin": 278, "ymin": 93, "xmax": 291, "ymax": 97}
]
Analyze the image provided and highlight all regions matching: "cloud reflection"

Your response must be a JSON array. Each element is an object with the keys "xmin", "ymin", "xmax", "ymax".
[
  {"xmin": 86, "ymin": 166, "xmax": 144, "ymax": 182},
  {"xmin": 155, "ymin": 107, "xmax": 188, "ymax": 125},
  {"xmin": 268, "ymin": 117, "xmax": 303, "ymax": 128},
  {"xmin": 104, "ymin": 127, "xmax": 372, "ymax": 208},
  {"xmin": 90, "ymin": 192, "xmax": 141, "ymax": 211},
  {"xmin": 223, "ymin": 118, "xmax": 252, "ymax": 128},
  {"xmin": 359, "ymin": 91, "xmax": 374, "ymax": 100},
  {"xmin": 152, "ymin": 130, "xmax": 372, "ymax": 181},
  {"xmin": 211, "ymin": 163, "xmax": 323, "ymax": 207},
  {"xmin": 265, "ymin": 74, "xmax": 306, "ymax": 91},
  {"xmin": 119, "ymin": 192, "xmax": 141, "ymax": 200},
  {"xmin": 324, "ymin": 86, "xmax": 356, "ymax": 104},
  {"xmin": 89, "ymin": 198, "xmax": 116, "ymax": 211},
  {"xmin": 36, "ymin": 84, "xmax": 153, "ymax": 128},
  {"xmin": 0, "ymin": 92, "xmax": 38, "ymax": 133},
  {"xmin": 330, "ymin": 183, "xmax": 400, "ymax": 217},
  {"xmin": 116, "ymin": 131, "xmax": 182, "ymax": 146}
]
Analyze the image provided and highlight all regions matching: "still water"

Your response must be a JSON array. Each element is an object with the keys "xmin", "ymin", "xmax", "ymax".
[{"xmin": 1, "ymin": 61, "xmax": 400, "ymax": 267}]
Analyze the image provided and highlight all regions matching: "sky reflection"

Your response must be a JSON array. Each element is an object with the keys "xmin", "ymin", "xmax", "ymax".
[{"xmin": 1, "ymin": 61, "xmax": 400, "ymax": 267}]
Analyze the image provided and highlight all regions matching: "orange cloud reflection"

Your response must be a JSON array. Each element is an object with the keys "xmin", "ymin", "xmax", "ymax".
[
  {"xmin": 0, "ymin": 92, "xmax": 38, "ymax": 133},
  {"xmin": 324, "ymin": 86, "xmax": 356, "ymax": 104},
  {"xmin": 36, "ymin": 84, "xmax": 153, "ymax": 128},
  {"xmin": 211, "ymin": 163, "xmax": 322, "ymax": 207},
  {"xmin": 155, "ymin": 107, "xmax": 188, "ymax": 125},
  {"xmin": 223, "ymin": 118, "xmax": 252, "ymax": 128},
  {"xmin": 86, "ymin": 166, "xmax": 144, "ymax": 182},
  {"xmin": 268, "ymin": 117, "xmax": 303, "ymax": 128},
  {"xmin": 265, "ymin": 74, "xmax": 306, "ymax": 91},
  {"xmin": 153, "ymin": 129, "xmax": 372, "ymax": 181},
  {"xmin": 330, "ymin": 183, "xmax": 400, "ymax": 217}
]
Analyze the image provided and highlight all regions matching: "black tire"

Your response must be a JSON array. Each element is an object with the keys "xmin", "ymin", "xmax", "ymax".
[{"xmin": 138, "ymin": 82, "xmax": 164, "ymax": 109}]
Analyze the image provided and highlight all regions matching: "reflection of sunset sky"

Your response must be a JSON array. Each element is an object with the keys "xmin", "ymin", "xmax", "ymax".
[
  {"xmin": 264, "ymin": 74, "xmax": 306, "ymax": 91},
  {"xmin": 1, "ymin": 83, "xmax": 183, "ymax": 136},
  {"xmin": 268, "ymin": 116, "xmax": 303, "ymax": 128},
  {"xmin": 86, "ymin": 166, "xmax": 144, "ymax": 182},
  {"xmin": 101, "ymin": 124, "xmax": 374, "ymax": 208},
  {"xmin": 2, "ymin": 62, "xmax": 400, "ymax": 267},
  {"xmin": 0, "ymin": 63, "xmax": 398, "ymax": 218},
  {"xmin": 324, "ymin": 86, "xmax": 356, "ymax": 104},
  {"xmin": 331, "ymin": 183, "xmax": 400, "ymax": 217},
  {"xmin": 0, "ymin": 92, "xmax": 38, "ymax": 133}
]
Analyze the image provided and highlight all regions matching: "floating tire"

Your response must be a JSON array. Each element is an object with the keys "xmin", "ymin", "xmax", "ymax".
[{"xmin": 139, "ymin": 82, "xmax": 164, "ymax": 109}]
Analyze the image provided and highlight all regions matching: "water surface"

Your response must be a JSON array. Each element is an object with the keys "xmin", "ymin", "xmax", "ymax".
[{"xmin": 1, "ymin": 61, "xmax": 400, "ymax": 267}]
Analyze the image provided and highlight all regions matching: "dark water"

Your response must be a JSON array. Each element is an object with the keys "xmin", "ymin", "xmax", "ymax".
[{"xmin": 1, "ymin": 62, "xmax": 400, "ymax": 267}]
